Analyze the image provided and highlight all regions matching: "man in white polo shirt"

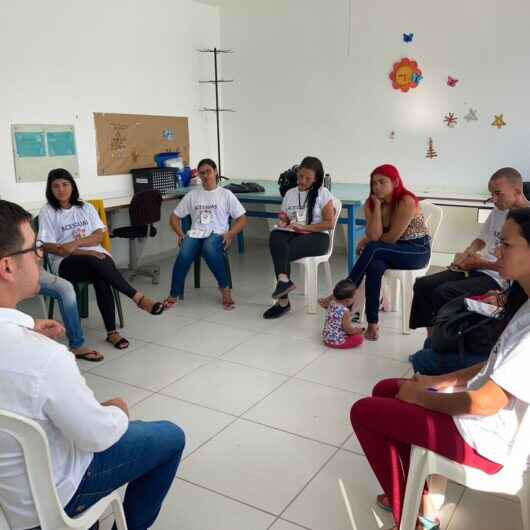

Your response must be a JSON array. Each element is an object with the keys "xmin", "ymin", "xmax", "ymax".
[{"xmin": 0, "ymin": 200, "xmax": 185, "ymax": 530}]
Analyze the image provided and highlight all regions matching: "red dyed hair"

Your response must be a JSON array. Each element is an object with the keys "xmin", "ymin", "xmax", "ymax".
[{"xmin": 367, "ymin": 164, "xmax": 418, "ymax": 211}]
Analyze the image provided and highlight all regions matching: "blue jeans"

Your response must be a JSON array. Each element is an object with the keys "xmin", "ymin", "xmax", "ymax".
[
  {"xmin": 39, "ymin": 269, "xmax": 84, "ymax": 349},
  {"xmin": 409, "ymin": 337, "xmax": 488, "ymax": 375},
  {"xmin": 170, "ymin": 234, "xmax": 229, "ymax": 297},
  {"xmin": 348, "ymin": 237, "xmax": 431, "ymax": 324},
  {"xmin": 64, "ymin": 420, "xmax": 185, "ymax": 530}
]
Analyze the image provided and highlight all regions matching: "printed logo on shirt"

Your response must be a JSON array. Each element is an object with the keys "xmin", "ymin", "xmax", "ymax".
[
  {"xmin": 62, "ymin": 220, "xmax": 89, "ymax": 232},
  {"xmin": 194, "ymin": 204, "xmax": 218, "ymax": 211},
  {"xmin": 72, "ymin": 227, "xmax": 86, "ymax": 240}
]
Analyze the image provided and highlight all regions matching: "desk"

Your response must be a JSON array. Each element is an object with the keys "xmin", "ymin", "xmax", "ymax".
[{"xmin": 20, "ymin": 181, "xmax": 492, "ymax": 273}]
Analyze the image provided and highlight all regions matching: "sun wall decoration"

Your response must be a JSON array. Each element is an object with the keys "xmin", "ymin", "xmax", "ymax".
[{"xmin": 389, "ymin": 58, "xmax": 423, "ymax": 92}]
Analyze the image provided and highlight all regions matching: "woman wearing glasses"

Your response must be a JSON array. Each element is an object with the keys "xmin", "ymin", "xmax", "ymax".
[
  {"xmin": 38, "ymin": 169, "xmax": 166, "ymax": 350},
  {"xmin": 263, "ymin": 156, "xmax": 336, "ymax": 319}
]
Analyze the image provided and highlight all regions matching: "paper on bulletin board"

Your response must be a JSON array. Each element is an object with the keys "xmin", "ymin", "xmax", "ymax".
[
  {"xmin": 11, "ymin": 124, "xmax": 79, "ymax": 183},
  {"xmin": 93, "ymin": 113, "xmax": 190, "ymax": 176}
]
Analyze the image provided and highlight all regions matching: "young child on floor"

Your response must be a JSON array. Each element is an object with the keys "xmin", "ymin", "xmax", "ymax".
[{"xmin": 322, "ymin": 280, "xmax": 364, "ymax": 349}]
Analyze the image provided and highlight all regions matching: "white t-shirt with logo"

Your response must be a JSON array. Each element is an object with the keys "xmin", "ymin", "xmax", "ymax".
[
  {"xmin": 454, "ymin": 300, "xmax": 530, "ymax": 464},
  {"xmin": 477, "ymin": 207, "xmax": 508, "ymax": 288},
  {"xmin": 278, "ymin": 186, "xmax": 334, "ymax": 232},
  {"xmin": 38, "ymin": 203, "xmax": 110, "ymax": 273},
  {"xmin": 173, "ymin": 186, "xmax": 246, "ymax": 237}
]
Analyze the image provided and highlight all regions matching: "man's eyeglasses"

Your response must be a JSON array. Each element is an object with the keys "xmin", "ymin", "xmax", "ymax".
[{"xmin": 2, "ymin": 240, "xmax": 45, "ymax": 259}]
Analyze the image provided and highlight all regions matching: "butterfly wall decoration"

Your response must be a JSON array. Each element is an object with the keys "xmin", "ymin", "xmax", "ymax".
[
  {"xmin": 447, "ymin": 76, "xmax": 459, "ymax": 87},
  {"xmin": 403, "ymin": 33, "xmax": 414, "ymax": 43}
]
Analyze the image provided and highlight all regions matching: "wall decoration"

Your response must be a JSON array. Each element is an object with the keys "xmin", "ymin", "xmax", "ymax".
[
  {"xmin": 403, "ymin": 33, "xmax": 414, "ymax": 43},
  {"xmin": 444, "ymin": 112, "xmax": 458, "ymax": 128},
  {"xmin": 389, "ymin": 58, "xmax": 423, "ymax": 92},
  {"xmin": 447, "ymin": 76, "xmax": 459, "ymax": 87},
  {"xmin": 491, "ymin": 114, "xmax": 507, "ymax": 129},
  {"xmin": 389, "ymin": 130, "xmax": 396, "ymax": 140},
  {"xmin": 464, "ymin": 109, "xmax": 478, "ymax": 122},
  {"xmin": 426, "ymin": 137, "xmax": 438, "ymax": 159}
]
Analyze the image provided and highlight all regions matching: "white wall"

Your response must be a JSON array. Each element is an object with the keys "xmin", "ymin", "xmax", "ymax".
[
  {"xmin": 218, "ymin": 0, "xmax": 530, "ymax": 193},
  {"xmin": 0, "ymin": 0, "xmax": 220, "ymax": 264}
]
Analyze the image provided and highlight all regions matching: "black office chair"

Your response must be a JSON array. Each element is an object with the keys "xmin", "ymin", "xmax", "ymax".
[{"xmin": 110, "ymin": 190, "xmax": 163, "ymax": 285}]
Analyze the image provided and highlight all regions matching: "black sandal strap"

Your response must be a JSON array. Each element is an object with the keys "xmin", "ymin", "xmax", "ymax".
[
  {"xmin": 106, "ymin": 335, "xmax": 130, "ymax": 349},
  {"xmin": 150, "ymin": 302, "xmax": 165, "ymax": 315}
]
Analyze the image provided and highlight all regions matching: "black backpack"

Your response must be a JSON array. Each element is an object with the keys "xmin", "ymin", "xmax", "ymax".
[
  {"xmin": 431, "ymin": 295, "xmax": 500, "ymax": 357},
  {"xmin": 278, "ymin": 165, "xmax": 299, "ymax": 197}
]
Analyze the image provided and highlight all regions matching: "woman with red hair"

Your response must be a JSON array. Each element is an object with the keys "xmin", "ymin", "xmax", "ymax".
[{"xmin": 320, "ymin": 164, "xmax": 430, "ymax": 340}]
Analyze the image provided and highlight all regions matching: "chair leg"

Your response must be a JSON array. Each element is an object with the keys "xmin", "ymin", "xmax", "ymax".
[
  {"xmin": 48, "ymin": 298, "xmax": 55, "ymax": 320},
  {"xmin": 113, "ymin": 288, "xmax": 124, "ymax": 329},
  {"xmin": 39, "ymin": 296, "xmax": 48, "ymax": 318},
  {"xmin": 76, "ymin": 284, "xmax": 89, "ymax": 319},
  {"xmin": 307, "ymin": 262, "xmax": 318, "ymax": 314},
  {"xmin": 401, "ymin": 273, "xmax": 413, "ymax": 335},
  {"xmin": 194, "ymin": 256, "xmax": 201, "ymax": 289},
  {"xmin": 400, "ymin": 446, "xmax": 429, "ymax": 530},
  {"xmin": 427, "ymin": 474, "xmax": 448, "ymax": 513},
  {"xmin": 324, "ymin": 261, "xmax": 333, "ymax": 291},
  {"xmin": 304, "ymin": 264, "xmax": 309, "ymax": 296},
  {"xmin": 111, "ymin": 494, "xmax": 128, "ymax": 530},
  {"xmin": 519, "ymin": 472, "xmax": 530, "ymax": 530},
  {"xmin": 224, "ymin": 253, "xmax": 233, "ymax": 289}
]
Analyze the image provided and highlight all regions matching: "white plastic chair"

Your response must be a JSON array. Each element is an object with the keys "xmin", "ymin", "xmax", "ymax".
[
  {"xmin": 0, "ymin": 409, "xmax": 127, "ymax": 530},
  {"xmin": 399, "ymin": 403, "xmax": 530, "ymax": 530},
  {"xmin": 360, "ymin": 200, "xmax": 443, "ymax": 334},
  {"xmin": 292, "ymin": 198, "xmax": 342, "ymax": 314}
]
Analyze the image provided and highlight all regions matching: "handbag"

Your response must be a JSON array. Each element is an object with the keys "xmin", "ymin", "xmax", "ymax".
[
  {"xmin": 431, "ymin": 295, "xmax": 499, "ymax": 357},
  {"xmin": 224, "ymin": 182, "xmax": 265, "ymax": 193}
]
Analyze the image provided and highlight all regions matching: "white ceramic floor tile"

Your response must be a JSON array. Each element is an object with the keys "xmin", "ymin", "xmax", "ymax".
[
  {"xmin": 90, "ymin": 343, "xmax": 208, "ymax": 391},
  {"xmin": 204, "ymin": 303, "xmax": 286, "ymax": 333},
  {"xmin": 223, "ymin": 333, "xmax": 327, "ymax": 376},
  {"xmin": 130, "ymin": 393, "xmax": 235, "ymax": 458},
  {"xmin": 83, "ymin": 373, "xmax": 152, "ymax": 407},
  {"xmin": 270, "ymin": 310, "xmax": 326, "ymax": 342},
  {"xmin": 360, "ymin": 327, "xmax": 426, "ymax": 363},
  {"xmin": 341, "ymin": 433, "xmax": 364, "ymax": 456},
  {"xmin": 270, "ymin": 520, "xmax": 310, "ymax": 530},
  {"xmin": 179, "ymin": 419, "xmax": 335, "ymax": 515},
  {"xmin": 161, "ymin": 360, "xmax": 287, "ymax": 415},
  {"xmin": 245, "ymin": 379, "xmax": 360, "ymax": 446},
  {"xmin": 448, "ymin": 489, "xmax": 522, "ymax": 530},
  {"xmin": 283, "ymin": 450, "xmax": 463, "ymax": 530},
  {"xmin": 152, "ymin": 478, "xmax": 275, "ymax": 530},
  {"xmin": 158, "ymin": 320, "xmax": 255, "ymax": 357},
  {"xmin": 297, "ymin": 350, "xmax": 409, "ymax": 394}
]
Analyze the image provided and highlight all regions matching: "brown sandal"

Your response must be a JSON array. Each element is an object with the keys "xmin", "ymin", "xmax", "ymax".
[{"xmin": 74, "ymin": 350, "xmax": 104, "ymax": 362}]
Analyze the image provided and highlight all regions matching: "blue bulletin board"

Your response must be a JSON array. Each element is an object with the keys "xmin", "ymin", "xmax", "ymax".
[{"xmin": 11, "ymin": 124, "xmax": 79, "ymax": 183}]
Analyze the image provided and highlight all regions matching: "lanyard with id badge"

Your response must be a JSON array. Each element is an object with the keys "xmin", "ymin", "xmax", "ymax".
[
  {"xmin": 189, "ymin": 208, "xmax": 214, "ymax": 238},
  {"xmin": 296, "ymin": 191, "xmax": 308, "ymax": 224}
]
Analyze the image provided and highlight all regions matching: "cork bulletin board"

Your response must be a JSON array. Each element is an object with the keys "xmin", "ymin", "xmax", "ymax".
[{"xmin": 94, "ymin": 113, "xmax": 190, "ymax": 175}]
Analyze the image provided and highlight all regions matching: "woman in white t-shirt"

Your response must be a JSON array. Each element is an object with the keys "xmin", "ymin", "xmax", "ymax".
[
  {"xmin": 38, "ymin": 169, "xmax": 166, "ymax": 350},
  {"xmin": 165, "ymin": 159, "xmax": 247, "ymax": 309},
  {"xmin": 263, "ymin": 156, "xmax": 336, "ymax": 319},
  {"xmin": 350, "ymin": 207, "xmax": 530, "ymax": 530}
]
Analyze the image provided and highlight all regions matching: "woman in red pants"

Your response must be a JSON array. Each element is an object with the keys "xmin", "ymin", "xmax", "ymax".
[{"xmin": 351, "ymin": 207, "xmax": 530, "ymax": 530}]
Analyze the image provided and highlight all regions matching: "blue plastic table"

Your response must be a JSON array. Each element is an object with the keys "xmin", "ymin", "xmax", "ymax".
[{"xmin": 175, "ymin": 180, "xmax": 369, "ymax": 273}]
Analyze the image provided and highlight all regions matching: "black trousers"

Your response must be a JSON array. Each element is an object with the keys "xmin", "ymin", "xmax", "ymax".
[
  {"xmin": 59, "ymin": 254, "xmax": 137, "ymax": 332},
  {"xmin": 269, "ymin": 230, "xmax": 330, "ymax": 277},
  {"xmin": 409, "ymin": 269, "xmax": 499, "ymax": 329}
]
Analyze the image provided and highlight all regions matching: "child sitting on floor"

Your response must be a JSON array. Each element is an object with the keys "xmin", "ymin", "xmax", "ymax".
[{"xmin": 322, "ymin": 280, "xmax": 364, "ymax": 349}]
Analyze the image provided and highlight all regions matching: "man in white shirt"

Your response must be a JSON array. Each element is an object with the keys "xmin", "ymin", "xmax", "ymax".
[
  {"xmin": 410, "ymin": 167, "xmax": 529, "ymax": 333},
  {"xmin": 0, "ymin": 200, "xmax": 185, "ymax": 530}
]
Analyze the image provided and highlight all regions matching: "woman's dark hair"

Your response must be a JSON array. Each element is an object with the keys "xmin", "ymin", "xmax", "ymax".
[
  {"xmin": 197, "ymin": 158, "xmax": 219, "ymax": 182},
  {"xmin": 45, "ymin": 168, "xmax": 83, "ymax": 210},
  {"xmin": 333, "ymin": 279, "xmax": 356, "ymax": 301},
  {"xmin": 299, "ymin": 156, "xmax": 324, "ymax": 225},
  {"xmin": 495, "ymin": 208, "xmax": 530, "ymax": 335}
]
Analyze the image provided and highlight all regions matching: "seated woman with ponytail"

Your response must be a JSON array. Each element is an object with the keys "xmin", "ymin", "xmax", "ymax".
[
  {"xmin": 320, "ymin": 164, "xmax": 431, "ymax": 340},
  {"xmin": 263, "ymin": 156, "xmax": 335, "ymax": 319}
]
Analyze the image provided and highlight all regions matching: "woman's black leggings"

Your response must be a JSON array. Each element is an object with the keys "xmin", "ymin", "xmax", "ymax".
[
  {"xmin": 269, "ymin": 230, "xmax": 330, "ymax": 277},
  {"xmin": 59, "ymin": 254, "xmax": 137, "ymax": 332}
]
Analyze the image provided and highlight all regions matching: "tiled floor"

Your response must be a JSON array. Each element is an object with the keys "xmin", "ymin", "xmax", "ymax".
[{"xmin": 22, "ymin": 243, "xmax": 522, "ymax": 530}]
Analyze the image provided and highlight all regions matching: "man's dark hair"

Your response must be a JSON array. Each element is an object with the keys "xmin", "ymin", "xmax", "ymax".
[
  {"xmin": 333, "ymin": 279, "xmax": 356, "ymax": 301},
  {"xmin": 0, "ymin": 200, "xmax": 32, "ymax": 258},
  {"xmin": 46, "ymin": 168, "xmax": 83, "ymax": 210}
]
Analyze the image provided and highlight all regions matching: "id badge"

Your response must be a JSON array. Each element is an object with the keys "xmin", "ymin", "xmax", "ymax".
[
  {"xmin": 200, "ymin": 210, "xmax": 213, "ymax": 225},
  {"xmin": 296, "ymin": 209, "xmax": 307, "ymax": 223}
]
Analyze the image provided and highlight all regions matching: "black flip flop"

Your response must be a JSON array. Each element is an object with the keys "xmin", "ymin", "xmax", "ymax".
[
  {"xmin": 106, "ymin": 335, "xmax": 130, "ymax": 350},
  {"xmin": 75, "ymin": 350, "xmax": 105, "ymax": 362}
]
